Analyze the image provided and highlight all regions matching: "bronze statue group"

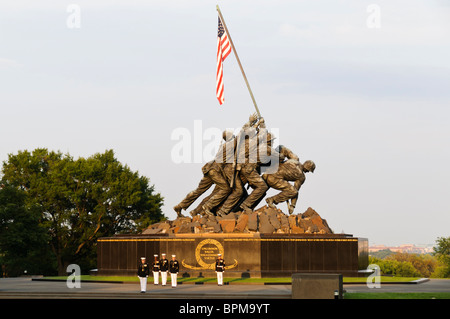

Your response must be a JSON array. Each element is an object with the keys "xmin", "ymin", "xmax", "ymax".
[
  {"xmin": 174, "ymin": 114, "xmax": 316, "ymax": 218},
  {"xmin": 143, "ymin": 8, "xmax": 314, "ymax": 292},
  {"xmin": 137, "ymin": 115, "xmax": 316, "ymax": 292}
]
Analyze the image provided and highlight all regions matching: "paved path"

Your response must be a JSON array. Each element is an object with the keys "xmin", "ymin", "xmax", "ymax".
[{"xmin": 0, "ymin": 278, "xmax": 291, "ymax": 299}]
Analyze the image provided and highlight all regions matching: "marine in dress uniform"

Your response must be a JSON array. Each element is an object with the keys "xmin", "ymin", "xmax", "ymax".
[
  {"xmin": 137, "ymin": 257, "xmax": 149, "ymax": 293},
  {"xmin": 160, "ymin": 253, "xmax": 169, "ymax": 286},
  {"xmin": 215, "ymin": 254, "xmax": 225, "ymax": 286},
  {"xmin": 169, "ymin": 255, "xmax": 180, "ymax": 288},
  {"xmin": 152, "ymin": 254, "xmax": 160, "ymax": 285}
]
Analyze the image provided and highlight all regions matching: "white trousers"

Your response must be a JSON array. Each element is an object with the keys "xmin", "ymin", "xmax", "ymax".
[
  {"xmin": 171, "ymin": 273, "xmax": 177, "ymax": 287},
  {"xmin": 161, "ymin": 271, "xmax": 168, "ymax": 286},
  {"xmin": 139, "ymin": 276, "xmax": 147, "ymax": 292},
  {"xmin": 153, "ymin": 271, "xmax": 159, "ymax": 285},
  {"xmin": 216, "ymin": 271, "xmax": 224, "ymax": 285}
]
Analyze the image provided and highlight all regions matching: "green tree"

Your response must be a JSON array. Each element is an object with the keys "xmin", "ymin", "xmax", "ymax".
[
  {"xmin": 1, "ymin": 149, "xmax": 164, "ymax": 275},
  {"xmin": 387, "ymin": 252, "xmax": 437, "ymax": 278},
  {"xmin": 369, "ymin": 249, "xmax": 394, "ymax": 259},
  {"xmin": 433, "ymin": 237, "xmax": 450, "ymax": 278},
  {"xmin": 394, "ymin": 260, "xmax": 421, "ymax": 277},
  {"xmin": 368, "ymin": 256, "xmax": 421, "ymax": 277},
  {"xmin": 0, "ymin": 185, "xmax": 54, "ymax": 276}
]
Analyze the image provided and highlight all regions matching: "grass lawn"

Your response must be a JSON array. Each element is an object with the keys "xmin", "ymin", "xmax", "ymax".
[
  {"xmin": 343, "ymin": 276, "xmax": 420, "ymax": 283},
  {"xmin": 344, "ymin": 292, "xmax": 450, "ymax": 299}
]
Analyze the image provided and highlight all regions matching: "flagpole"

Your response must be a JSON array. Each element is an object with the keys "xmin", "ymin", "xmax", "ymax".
[{"xmin": 216, "ymin": 5, "xmax": 261, "ymax": 119}]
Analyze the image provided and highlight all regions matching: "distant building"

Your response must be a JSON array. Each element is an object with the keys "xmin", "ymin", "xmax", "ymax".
[{"xmin": 369, "ymin": 244, "xmax": 434, "ymax": 254}]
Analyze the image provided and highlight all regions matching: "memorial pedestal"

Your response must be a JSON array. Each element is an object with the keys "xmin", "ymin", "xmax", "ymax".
[{"xmin": 96, "ymin": 233, "xmax": 368, "ymax": 277}]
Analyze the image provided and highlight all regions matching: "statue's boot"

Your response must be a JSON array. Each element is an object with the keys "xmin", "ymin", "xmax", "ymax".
[
  {"xmin": 173, "ymin": 205, "xmax": 183, "ymax": 218},
  {"xmin": 265, "ymin": 197, "xmax": 276, "ymax": 209}
]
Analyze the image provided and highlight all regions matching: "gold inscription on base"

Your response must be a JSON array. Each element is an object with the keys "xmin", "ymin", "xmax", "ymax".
[{"xmin": 182, "ymin": 238, "xmax": 237, "ymax": 270}]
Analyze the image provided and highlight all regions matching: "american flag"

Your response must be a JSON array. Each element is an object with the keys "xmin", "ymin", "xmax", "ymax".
[{"xmin": 216, "ymin": 16, "xmax": 231, "ymax": 105}]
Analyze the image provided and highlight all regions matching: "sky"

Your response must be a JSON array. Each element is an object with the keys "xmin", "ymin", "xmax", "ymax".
[{"xmin": 1, "ymin": 0, "xmax": 449, "ymax": 247}]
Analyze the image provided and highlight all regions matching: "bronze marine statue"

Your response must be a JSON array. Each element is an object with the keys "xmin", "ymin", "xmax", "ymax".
[{"xmin": 173, "ymin": 114, "xmax": 315, "ymax": 218}]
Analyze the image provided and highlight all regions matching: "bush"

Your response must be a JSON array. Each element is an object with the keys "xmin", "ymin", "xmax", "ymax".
[
  {"xmin": 368, "ymin": 237, "xmax": 450, "ymax": 278},
  {"xmin": 369, "ymin": 256, "xmax": 421, "ymax": 277},
  {"xmin": 387, "ymin": 253, "xmax": 437, "ymax": 278}
]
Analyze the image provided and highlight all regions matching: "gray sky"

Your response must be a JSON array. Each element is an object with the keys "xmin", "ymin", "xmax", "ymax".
[{"xmin": 1, "ymin": 0, "xmax": 449, "ymax": 246}]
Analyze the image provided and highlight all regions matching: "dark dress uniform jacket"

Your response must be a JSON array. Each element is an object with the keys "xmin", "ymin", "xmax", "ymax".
[
  {"xmin": 152, "ymin": 261, "xmax": 160, "ymax": 272},
  {"xmin": 169, "ymin": 260, "xmax": 179, "ymax": 273},
  {"xmin": 160, "ymin": 259, "xmax": 169, "ymax": 272},
  {"xmin": 137, "ymin": 263, "xmax": 150, "ymax": 277},
  {"xmin": 215, "ymin": 259, "xmax": 225, "ymax": 272}
]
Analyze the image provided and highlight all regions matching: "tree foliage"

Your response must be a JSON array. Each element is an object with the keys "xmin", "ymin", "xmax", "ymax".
[
  {"xmin": 433, "ymin": 236, "xmax": 450, "ymax": 278},
  {"xmin": 387, "ymin": 252, "xmax": 437, "ymax": 278},
  {"xmin": 369, "ymin": 256, "xmax": 421, "ymax": 277},
  {"xmin": 369, "ymin": 247, "xmax": 447, "ymax": 278},
  {"xmin": 1, "ymin": 149, "xmax": 164, "ymax": 275},
  {"xmin": 0, "ymin": 185, "xmax": 54, "ymax": 276},
  {"xmin": 369, "ymin": 249, "xmax": 394, "ymax": 260}
]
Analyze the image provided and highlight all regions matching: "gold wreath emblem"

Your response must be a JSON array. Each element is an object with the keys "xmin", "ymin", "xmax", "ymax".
[{"xmin": 182, "ymin": 239, "xmax": 238, "ymax": 270}]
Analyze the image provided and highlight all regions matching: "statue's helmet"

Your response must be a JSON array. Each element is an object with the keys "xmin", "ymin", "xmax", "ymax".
[
  {"xmin": 275, "ymin": 145, "xmax": 284, "ymax": 153},
  {"xmin": 303, "ymin": 160, "xmax": 316, "ymax": 173},
  {"xmin": 248, "ymin": 113, "xmax": 258, "ymax": 125},
  {"xmin": 222, "ymin": 130, "xmax": 235, "ymax": 141}
]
